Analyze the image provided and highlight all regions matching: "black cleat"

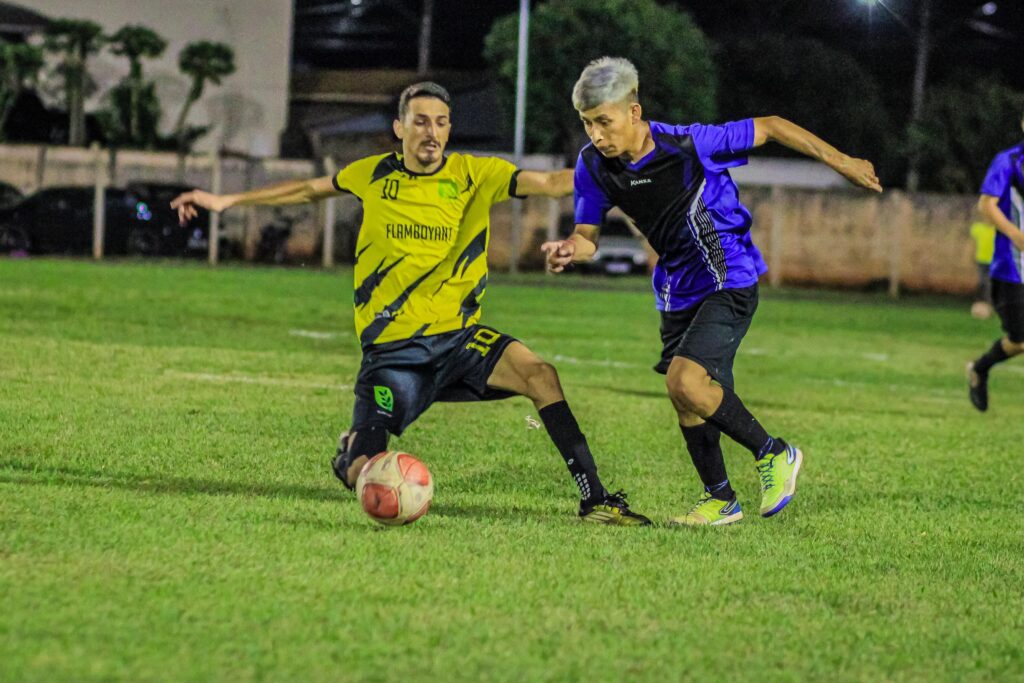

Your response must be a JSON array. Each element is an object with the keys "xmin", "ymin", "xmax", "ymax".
[
  {"xmin": 579, "ymin": 490, "xmax": 652, "ymax": 526},
  {"xmin": 967, "ymin": 362, "xmax": 988, "ymax": 412}
]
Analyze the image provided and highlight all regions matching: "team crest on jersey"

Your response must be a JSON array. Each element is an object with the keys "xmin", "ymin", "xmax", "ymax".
[{"xmin": 437, "ymin": 179, "xmax": 459, "ymax": 199}]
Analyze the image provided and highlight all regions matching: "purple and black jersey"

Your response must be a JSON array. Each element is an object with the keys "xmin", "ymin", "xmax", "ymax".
[
  {"xmin": 575, "ymin": 119, "xmax": 766, "ymax": 311},
  {"xmin": 979, "ymin": 142, "xmax": 1024, "ymax": 284}
]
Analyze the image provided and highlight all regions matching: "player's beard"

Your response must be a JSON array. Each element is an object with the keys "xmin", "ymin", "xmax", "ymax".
[{"xmin": 416, "ymin": 139, "xmax": 442, "ymax": 167}]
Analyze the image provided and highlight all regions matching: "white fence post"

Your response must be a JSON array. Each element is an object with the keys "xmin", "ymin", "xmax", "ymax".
[
  {"xmin": 208, "ymin": 150, "xmax": 221, "ymax": 265},
  {"xmin": 91, "ymin": 142, "xmax": 106, "ymax": 260},
  {"xmin": 768, "ymin": 185, "xmax": 785, "ymax": 288},
  {"xmin": 510, "ymin": 202, "xmax": 523, "ymax": 273},
  {"xmin": 35, "ymin": 146, "xmax": 46, "ymax": 190},
  {"xmin": 546, "ymin": 196, "xmax": 560, "ymax": 242},
  {"xmin": 322, "ymin": 155, "xmax": 336, "ymax": 268},
  {"xmin": 889, "ymin": 192, "xmax": 910, "ymax": 299}
]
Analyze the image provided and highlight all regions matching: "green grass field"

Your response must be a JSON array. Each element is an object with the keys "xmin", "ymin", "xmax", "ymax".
[{"xmin": 2, "ymin": 258, "xmax": 1022, "ymax": 682}]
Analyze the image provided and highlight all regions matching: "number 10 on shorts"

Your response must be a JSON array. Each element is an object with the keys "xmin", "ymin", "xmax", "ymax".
[{"xmin": 466, "ymin": 328, "xmax": 501, "ymax": 356}]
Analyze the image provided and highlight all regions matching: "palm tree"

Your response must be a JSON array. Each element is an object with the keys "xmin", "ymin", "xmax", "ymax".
[
  {"xmin": 107, "ymin": 25, "xmax": 166, "ymax": 144},
  {"xmin": 173, "ymin": 41, "xmax": 235, "ymax": 152},
  {"xmin": 0, "ymin": 41, "xmax": 44, "ymax": 141},
  {"xmin": 44, "ymin": 19, "xmax": 104, "ymax": 146}
]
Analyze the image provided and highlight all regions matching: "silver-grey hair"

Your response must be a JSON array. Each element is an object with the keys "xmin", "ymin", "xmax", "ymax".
[{"xmin": 572, "ymin": 57, "xmax": 639, "ymax": 112}]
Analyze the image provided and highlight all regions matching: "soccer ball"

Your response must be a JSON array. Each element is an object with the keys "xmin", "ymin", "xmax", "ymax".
[{"xmin": 356, "ymin": 451, "xmax": 433, "ymax": 526}]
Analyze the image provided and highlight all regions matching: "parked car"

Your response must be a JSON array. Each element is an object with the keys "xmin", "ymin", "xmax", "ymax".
[
  {"xmin": 0, "ymin": 182, "xmax": 23, "ymax": 210},
  {"xmin": 0, "ymin": 187, "xmax": 140, "ymax": 255},
  {"xmin": 559, "ymin": 215, "xmax": 650, "ymax": 275},
  {"xmin": 126, "ymin": 183, "xmax": 218, "ymax": 257},
  {"xmin": 0, "ymin": 184, "xmax": 221, "ymax": 257}
]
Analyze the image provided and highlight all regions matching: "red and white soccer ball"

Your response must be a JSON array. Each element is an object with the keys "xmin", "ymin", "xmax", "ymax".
[{"xmin": 356, "ymin": 451, "xmax": 434, "ymax": 526}]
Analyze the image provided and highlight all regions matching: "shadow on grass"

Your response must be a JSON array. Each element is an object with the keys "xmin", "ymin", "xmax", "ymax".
[
  {"xmin": 428, "ymin": 501, "xmax": 554, "ymax": 522},
  {"xmin": 0, "ymin": 460, "xmax": 343, "ymax": 504},
  {"xmin": 579, "ymin": 384, "xmax": 666, "ymax": 400},
  {"xmin": 0, "ymin": 460, "xmax": 560, "ymax": 523}
]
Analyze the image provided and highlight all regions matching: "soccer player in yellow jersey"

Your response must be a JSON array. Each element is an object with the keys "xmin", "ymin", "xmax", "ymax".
[{"xmin": 171, "ymin": 82, "xmax": 650, "ymax": 525}]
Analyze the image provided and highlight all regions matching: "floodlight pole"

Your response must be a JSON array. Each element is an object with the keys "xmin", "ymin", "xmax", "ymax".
[
  {"xmin": 509, "ymin": 0, "xmax": 530, "ymax": 273},
  {"xmin": 417, "ymin": 0, "xmax": 433, "ymax": 76},
  {"xmin": 905, "ymin": 0, "xmax": 931, "ymax": 192}
]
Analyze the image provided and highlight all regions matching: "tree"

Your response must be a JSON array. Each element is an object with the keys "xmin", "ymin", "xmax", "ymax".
[
  {"xmin": 0, "ymin": 41, "xmax": 44, "ymax": 142},
  {"xmin": 97, "ymin": 81, "xmax": 164, "ymax": 149},
  {"xmin": 909, "ymin": 74, "xmax": 1024, "ymax": 194},
  {"xmin": 107, "ymin": 25, "xmax": 167, "ymax": 145},
  {"xmin": 484, "ymin": 0, "xmax": 716, "ymax": 160},
  {"xmin": 44, "ymin": 18, "xmax": 104, "ymax": 146},
  {"xmin": 173, "ymin": 41, "xmax": 235, "ymax": 153},
  {"xmin": 715, "ymin": 34, "xmax": 899, "ymax": 184}
]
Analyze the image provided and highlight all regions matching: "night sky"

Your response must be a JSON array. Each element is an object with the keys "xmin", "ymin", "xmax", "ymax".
[{"xmin": 293, "ymin": 0, "xmax": 1023, "ymax": 94}]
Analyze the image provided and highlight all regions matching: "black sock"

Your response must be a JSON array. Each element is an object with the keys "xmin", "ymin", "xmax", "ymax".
[
  {"xmin": 680, "ymin": 422, "xmax": 734, "ymax": 501},
  {"xmin": 974, "ymin": 339, "xmax": 1010, "ymax": 375},
  {"xmin": 707, "ymin": 387, "xmax": 787, "ymax": 461},
  {"xmin": 538, "ymin": 401, "xmax": 607, "ymax": 502},
  {"xmin": 335, "ymin": 425, "xmax": 390, "ymax": 489},
  {"xmin": 348, "ymin": 426, "xmax": 389, "ymax": 457}
]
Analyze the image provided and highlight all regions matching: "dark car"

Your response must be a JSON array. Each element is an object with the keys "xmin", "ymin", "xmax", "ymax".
[
  {"xmin": 559, "ymin": 215, "xmax": 650, "ymax": 275},
  {"xmin": 0, "ymin": 182, "xmax": 23, "ymax": 210},
  {"xmin": 126, "ymin": 183, "xmax": 216, "ymax": 256},
  {"xmin": 0, "ymin": 185, "xmax": 212, "ymax": 257}
]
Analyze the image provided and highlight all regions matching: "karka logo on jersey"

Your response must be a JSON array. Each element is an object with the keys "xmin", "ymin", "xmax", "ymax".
[{"xmin": 630, "ymin": 178, "xmax": 653, "ymax": 187}]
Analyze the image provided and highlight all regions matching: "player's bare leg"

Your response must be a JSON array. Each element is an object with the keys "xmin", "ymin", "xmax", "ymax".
[{"xmin": 486, "ymin": 342, "xmax": 651, "ymax": 525}]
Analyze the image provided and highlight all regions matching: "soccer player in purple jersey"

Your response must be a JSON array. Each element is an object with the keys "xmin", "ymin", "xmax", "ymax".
[
  {"xmin": 967, "ymin": 109, "xmax": 1024, "ymax": 412},
  {"xmin": 543, "ymin": 57, "xmax": 882, "ymax": 526}
]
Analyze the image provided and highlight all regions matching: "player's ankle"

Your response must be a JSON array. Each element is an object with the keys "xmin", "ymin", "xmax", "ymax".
[{"xmin": 755, "ymin": 436, "xmax": 788, "ymax": 461}]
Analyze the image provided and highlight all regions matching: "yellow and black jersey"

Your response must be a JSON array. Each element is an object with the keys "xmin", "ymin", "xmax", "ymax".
[{"xmin": 333, "ymin": 152, "xmax": 520, "ymax": 347}]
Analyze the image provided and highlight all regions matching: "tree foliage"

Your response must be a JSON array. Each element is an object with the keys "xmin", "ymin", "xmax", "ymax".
[
  {"xmin": 107, "ymin": 25, "xmax": 167, "ymax": 145},
  {"xmin": 97, "ymin": 81, "xmax": 164, "ymax": 149},
  {"xmin": 0, "ymin": 41, "xmax": 45, "ymax": 141},
  {"xmin": 44, "ymin": 18, "xmax": 104, "ymax": 146},
  {"xmin": 173, "ymin": 41, "xmax": 236, "ymax": 152},
  {"xmin": 484, "ymin": 0, "xmax": 716, "ymax": 160},
  {"xmin": 715, "ymin": 34, "xmax": 898, "ymax": 183},
  {"xmin": 909, "ymin": 75, "xmax": 1024, "ymax": 194}
]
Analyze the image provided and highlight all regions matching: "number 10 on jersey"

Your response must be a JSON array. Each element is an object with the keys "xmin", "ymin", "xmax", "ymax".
[{"xmin": 466, "ymin": 328, "xmax": 501, "ymax": 356}]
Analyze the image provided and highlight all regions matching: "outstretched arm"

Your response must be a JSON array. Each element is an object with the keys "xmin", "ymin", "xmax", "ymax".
[
  {"xmin": 752, "ymin": 116, "xmax": 882, "ymax": 193},
  {"xmin": 170, "ymin": 175, "xmax": 339, "ymax": 226},
  {"xmin": 514, "ymin": 169, "xmax": 574, "ymax": 197}
]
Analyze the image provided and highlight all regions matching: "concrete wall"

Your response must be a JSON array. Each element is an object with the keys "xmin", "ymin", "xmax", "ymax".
[
  {"xmin": 0, "ymin": 142, "xmax": 980, "ymax": 291},
  {"xmin": 15, "ymin": 0, "xmax": 292, "ymax": 156},
  {"xmin": 507, "ymin": 187, "xmax": 979, "ymax": 295}
]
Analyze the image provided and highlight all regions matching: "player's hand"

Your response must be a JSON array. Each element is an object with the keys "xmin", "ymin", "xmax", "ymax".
[
  {"xmin": 541, "ymin": 239, "xmax": 576, "ymax": 273},
  {"xmin": 836, "ymin": 156, "xmax": 883, "ymax": 193},
  {"xmin": 170, "ymin": 189, "xmax": 228, "ymax": 226}
]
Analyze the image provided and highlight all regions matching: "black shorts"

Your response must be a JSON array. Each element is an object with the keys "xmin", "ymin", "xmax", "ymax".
[
  {"xmin": 991, "ymin": 278, "xmax": 1024, "ymax": 343},
  {"xmin": 352, "ymin": 325, "xmax": 518, "ymax": 436},
  {"xmin": 653, "ymin": 284, "xmax": 759, "ymax": 390}
]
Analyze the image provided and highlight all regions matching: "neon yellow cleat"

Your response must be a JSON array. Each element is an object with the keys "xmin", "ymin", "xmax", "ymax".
[
  {"xmin": 758, "ymin": 445, "xmax": 803, "ymax": 517},
  {"xmin": 668, "ymin": 493, "xmax": 743, "ymax": 526}
]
